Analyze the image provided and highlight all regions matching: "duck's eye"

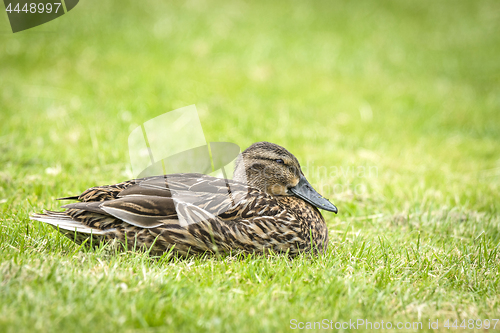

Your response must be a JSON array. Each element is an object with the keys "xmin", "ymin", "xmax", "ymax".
[{"xmin": 275, "ymin": 159, "xmax": 285, "ymax": 164}]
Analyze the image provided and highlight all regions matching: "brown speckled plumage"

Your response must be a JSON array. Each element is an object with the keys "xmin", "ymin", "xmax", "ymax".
[{"xmin": 31, "ymin": 142, "xmax": 337, "ymax": 257}]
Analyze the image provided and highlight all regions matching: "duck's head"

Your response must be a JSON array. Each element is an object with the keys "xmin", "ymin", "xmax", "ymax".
[{"xmin": 233, "ymin": 142, "xmax": 338, "ymax": 213}]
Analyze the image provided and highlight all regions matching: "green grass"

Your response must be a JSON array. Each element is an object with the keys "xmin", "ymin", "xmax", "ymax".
[{"xmin": 1, "ymin": 0, "xmax": 500, "ymax": 331}]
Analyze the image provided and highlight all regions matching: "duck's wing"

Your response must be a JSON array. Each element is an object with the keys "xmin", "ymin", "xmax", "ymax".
[{"xmin": 57, "ymin": 173, "xmax": 259, "ymax": 230}]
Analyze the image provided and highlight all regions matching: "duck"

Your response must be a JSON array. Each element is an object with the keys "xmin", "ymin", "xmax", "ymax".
[{"xmin": 30, "ymin": 142, "xmax": 338, "ymax": 257}]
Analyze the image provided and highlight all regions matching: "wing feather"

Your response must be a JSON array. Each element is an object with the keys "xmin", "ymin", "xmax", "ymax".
[{"xmin": 51, "ymin": 174, "xmax": 277, "ymax": 230}]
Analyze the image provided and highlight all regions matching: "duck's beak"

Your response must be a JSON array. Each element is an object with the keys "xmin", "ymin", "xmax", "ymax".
[{"xmin": 289, "ymin": 175, "xmax": 338, "ymax": 213}]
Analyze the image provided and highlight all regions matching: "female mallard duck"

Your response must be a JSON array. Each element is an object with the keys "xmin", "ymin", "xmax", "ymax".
[{"xmin": 31, "ymin": 142, "xmax": 338, "ymax": 256}]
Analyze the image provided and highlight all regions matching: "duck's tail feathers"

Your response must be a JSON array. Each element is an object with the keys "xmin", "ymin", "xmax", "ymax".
[
  {"xmin": 30, "ymin": 211, "xmax": 109, "ymax": 246},
  {"xmin": 57, "ymin": 195, "xmax": 81, "ymax": 201},
  {"xmin": 30, "ymin": 211, "xmax": 106, "ymax": 235}
]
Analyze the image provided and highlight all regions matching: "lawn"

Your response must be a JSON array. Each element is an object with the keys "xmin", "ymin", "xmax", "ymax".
[{"xmin": 1, "ymin": 0, "xmax": 500, "ymax": 332}]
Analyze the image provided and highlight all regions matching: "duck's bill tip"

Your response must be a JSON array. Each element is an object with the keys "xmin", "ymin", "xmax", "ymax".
[
  {"xmin": 322, "ymin": 202, "xmax": 338, "ymax": 214},
  {"xmin": 289, "ymin": 175, "xmax": 338, "ymax": 214},
  {"xmin": 309, "ymin": 198, "xmax": 337, "ymax": 213}
]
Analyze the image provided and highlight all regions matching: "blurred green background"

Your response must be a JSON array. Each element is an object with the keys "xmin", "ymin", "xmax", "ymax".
[
  {"xmin": 1, "ymin": 0, "xmax": 499, "ymax": 213},
  {"xmin": 1, "ymin": 0, "xmax": 499, "ymax": 332}
]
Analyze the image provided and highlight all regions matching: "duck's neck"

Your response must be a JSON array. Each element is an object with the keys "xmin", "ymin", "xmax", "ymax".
[
  {"xmin": 232, "ymin": 156, "xmax": 247, "ymax": 183},
  {"xmin": 277, "ymin": 196, "xmax": 328, "ymax": 253},
  {"xmin": 233, "ymin": 156, "xmax": 265, "ymax": 191},
  {"xmin": 276, "ymin": 196, "xmax": 324, "ymax": 221}
]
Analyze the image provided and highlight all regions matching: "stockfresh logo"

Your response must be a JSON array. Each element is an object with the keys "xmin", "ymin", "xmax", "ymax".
[
  {"xmin": 3, "ymin": 0, "xmax": 79, "ymax": 33},
  {"xmin": 128, "ymin": 105, "xmax": 244, "ymax": 227}
]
